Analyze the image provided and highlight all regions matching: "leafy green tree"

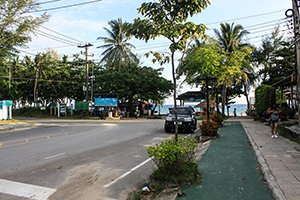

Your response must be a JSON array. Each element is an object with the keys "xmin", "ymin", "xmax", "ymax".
[
  {"xmin": 252, "ymin": 27, "xmax": 287, "ymax": 85},
  {"xmin": 0, "ymin": 0, "xmax": 49, "ymax": 102},
  {"xmin": 213, "ymin": 22, "xmax": 254, "ymax": 114},
  {"xmin": 178, "ymin": 40, "xmax": 224, "ymax": 84},
  {"xmin": 127, "ymin": 0, "xmax": 211, "ymax": 141},
  {"xmin": 94, "ymin": 61, "xmax": 173, "ymax": 110},
  {"xmin": 97, "ymin": 18, "xmax": 137, "ymax": 72},
  {"xmin": 0, "ymin": 0, "xmax": 49, "ymax": 58}
]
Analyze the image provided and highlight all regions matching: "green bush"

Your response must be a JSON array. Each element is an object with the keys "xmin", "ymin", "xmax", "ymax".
[
  {"xmin": 146, "ymin": 136, "xmax": 201, "ymax": 187},
  {"xmin": 255, "ymin": 84, "xmax": 276, "ymax": 117},
  {"xmin": 211, "ymin": 113, "xmax": 224, "ymax": 126},
  {"xmin": 199, "ymin": 120, "xmax": 219, "ymax": 136}
]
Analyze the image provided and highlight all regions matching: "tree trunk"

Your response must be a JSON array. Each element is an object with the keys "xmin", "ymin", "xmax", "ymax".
[
  {"xmin": 171, "ymin": 51, "xmax": 178, "ymax": 143},
  {"xmin": 222, "ymin": 84, "xmax": 226, "ymax": 115},
  {"xmin": 216, "ymin": 89, "xmax": 220, "ymax": 114},
  {"xmin": 243, "ymin": 84, "xmax": 250, "ymax": 111}
]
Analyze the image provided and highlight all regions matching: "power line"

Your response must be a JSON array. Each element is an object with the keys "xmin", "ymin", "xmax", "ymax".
[
  {"xmin": 244, "ymin": 18, "xmax": 286, "ymax": 29},
  {"xmin": 30, "ymin": 0, "xmax": 103, "ymax": 13},
  {"xmin": 34, "ymin": 0, "xmax": 60, "ymax": 5},
  {"xmin": 35, "ymin": 30, "xmax": 79, "ymax": 45},
  {"xmin": 0, "ymin": 75, "xmax": 82, "ymax": 84},
  {"xmin": 206, "ymin": 9, "xmax": 287, "ymax": 25},
  {"xmin": 41, "ymin": 26, "xmax": 83, "ymax": 43}
]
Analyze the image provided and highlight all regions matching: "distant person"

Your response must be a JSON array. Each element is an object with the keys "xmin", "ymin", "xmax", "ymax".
[
  {"xmin": 233, "ymin": 108, "xmax": 236, "ymax": 117},
  {"xmin": 267, "ymin": 104, "xmax": 281, "ymax": 139}
]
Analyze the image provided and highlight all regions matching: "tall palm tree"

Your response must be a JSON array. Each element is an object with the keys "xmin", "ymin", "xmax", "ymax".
[
  {"xmin": 214, "ymin": 23, "xmax": 255, "ymax": 113},
  {"xmin": 213, "ymin": 22, "xmax": 249, "ymax": 52},
  {"xmin": 97, "ymin": 18, "xmax": 137, "ymax": 71}
]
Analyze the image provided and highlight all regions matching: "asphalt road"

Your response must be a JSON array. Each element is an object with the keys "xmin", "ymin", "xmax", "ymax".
[{"xmin": 0, "ymin": 118, "xmax": 188, "ymax": 200}]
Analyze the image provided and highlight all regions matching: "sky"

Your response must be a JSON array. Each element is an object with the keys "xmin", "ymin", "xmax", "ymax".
[{"xmin": 21, "ymin": 0, "xmax": 293, "ymax": 104}]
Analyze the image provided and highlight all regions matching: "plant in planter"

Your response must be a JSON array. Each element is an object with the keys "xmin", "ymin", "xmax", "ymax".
[
  {"xmin": 286, "ymin": 109, "xmax": 296, "ymax": 119},
  {"xmin": 146, "ymin": 135, "xmax": 202, "ymax": 188},
  {"xmin": 211, "ymin": 113, "xmax": 224, "ymax": 126},
  {"xmin": 279, "ymin": 106, "xmax": 288, "ymax": 121},
  {"xmin": 199, "ymin": 120, "xmax": 219, "ymax": 136}
]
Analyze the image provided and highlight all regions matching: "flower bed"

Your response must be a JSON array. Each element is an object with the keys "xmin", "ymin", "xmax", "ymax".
[{"xmin": 200, "ymin": 120, "xmax": 219, "ymax": 136}]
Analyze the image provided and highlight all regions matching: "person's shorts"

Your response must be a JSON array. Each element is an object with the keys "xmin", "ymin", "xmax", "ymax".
[{"xmin": 269, "ymin": 120, "xmax": 278, "ymax": 126}]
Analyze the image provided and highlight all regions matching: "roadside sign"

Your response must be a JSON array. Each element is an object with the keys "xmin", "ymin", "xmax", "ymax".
[
  {"xmin": 75, "ymin": 101, "xmax": 89, "ymax": 110},
  {"xmin": 0, "ymin": 101, "xmax": 2, "ymax": 110},
  {"xmin": 3, "ymin": 100, "xmax": 12, "ymax": 106},
  {"xmin": 95, "ymin": 98, "xmax": 118, "ymax": 107}
]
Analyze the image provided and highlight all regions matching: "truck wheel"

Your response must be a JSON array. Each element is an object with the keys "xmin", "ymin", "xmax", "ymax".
[{"xmin": 189, "ymin": 128, "xmax": 194, "ymax": 134}]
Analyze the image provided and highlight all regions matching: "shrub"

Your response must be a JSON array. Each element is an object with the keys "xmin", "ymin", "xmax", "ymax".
[
  {"xmin": 211, "ymin": 113, "xmax": 224, "ymax": 126},
  {"xmin": 146, "ymin": 136, "xmax": 201, "ymax": 187},
  {"xmin": 200, "ymin": 120, "xmax": 219, "ymax": 136},
  {"xmin": 255, "ymin": 84, "xmax": 276, "ymax": 117}
]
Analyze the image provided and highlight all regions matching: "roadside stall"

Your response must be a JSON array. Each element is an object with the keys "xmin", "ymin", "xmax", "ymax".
[{"xmin": 194, "ymin": 99, "xmax": 218, "ymax": 118}]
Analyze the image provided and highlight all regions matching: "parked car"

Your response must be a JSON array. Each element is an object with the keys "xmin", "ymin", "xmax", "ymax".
[{"xmin": 164, "ymin": 106, "xmax": 197, "ymax": 133}]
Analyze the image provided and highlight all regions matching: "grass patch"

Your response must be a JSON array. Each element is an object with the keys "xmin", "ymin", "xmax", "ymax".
[{"xmin": 0, "ymin": 119, "xmax": 34, "ymax": 125}]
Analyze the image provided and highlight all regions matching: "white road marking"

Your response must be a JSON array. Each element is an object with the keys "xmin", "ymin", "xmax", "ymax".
[
  {"xmin": 103, "ymin": 158, "xmax": 152, "ymax": 188},
  {"xmin": 44, "ymin": 152, "xmax": 66, "ymax": 160},
  {"xmin": 0, "ymin": 179, "xmax": 56, "ymax": 200},
  {"xmin": 105, "ymin": 139, "xmax": 116, "ymax": 144}
]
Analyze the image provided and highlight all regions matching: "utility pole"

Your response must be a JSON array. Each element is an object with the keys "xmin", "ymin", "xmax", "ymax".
[
  {"xmin": 291, "ymin": 0, "xmax": 300, "ymax": 126},
  {"xmin": 9, "ymin": 65, "xmax": 11, "ymax": 89},
  {"xmin": 78, "ymin": 43, "xmax": 94, "ymax": 102}
]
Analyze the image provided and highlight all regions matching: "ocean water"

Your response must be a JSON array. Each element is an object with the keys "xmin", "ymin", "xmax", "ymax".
[{"xmin": 154, "ymin": 104, "xmax": 248, "ymax": 116}]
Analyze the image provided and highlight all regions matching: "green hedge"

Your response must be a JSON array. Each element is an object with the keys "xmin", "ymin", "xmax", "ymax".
[{"xmin": 254, "ymin": 84, "xmax": 275, "ymax": 117}]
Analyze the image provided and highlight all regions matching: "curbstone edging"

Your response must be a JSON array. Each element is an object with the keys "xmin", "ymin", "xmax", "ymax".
[{"xmin": 241, "ymin": 122, "xmax": 287, "ymax": 200}]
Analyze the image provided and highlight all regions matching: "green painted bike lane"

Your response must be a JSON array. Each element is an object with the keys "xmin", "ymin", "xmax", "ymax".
[{"xmin": 179, "ymin": 121, "xmax": 273, "ymax": 200}]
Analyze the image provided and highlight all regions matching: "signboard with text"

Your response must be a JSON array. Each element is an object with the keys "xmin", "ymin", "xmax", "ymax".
[
  {"xmin": 3, "ymin": 100, "xmax": 12, "ymax": 106},
  {"xmin": 75, "ymin": 101, "xmax": 89, "ymax": 110},
  {"xmin": 94, "ymin": 98, "xmax": 118, "ymax": 107}
]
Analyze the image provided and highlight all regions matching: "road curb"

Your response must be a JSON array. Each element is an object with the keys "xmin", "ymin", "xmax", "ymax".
[
  {"xmin": 241, "ymin": 122, "xmax": 287, "ymax": 200},
  {"xmin": 0, "ymin": 124, "xmax": 34, "ymax": 132}
]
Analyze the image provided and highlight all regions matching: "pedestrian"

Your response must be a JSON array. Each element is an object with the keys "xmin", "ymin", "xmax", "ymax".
[
  {"xmin": 233, "ymin": 108, "xmax": 236, "ymax": 117},
  {"xmin": 267, "ymin": 103, "xmax": 281, "ymax": 139}
]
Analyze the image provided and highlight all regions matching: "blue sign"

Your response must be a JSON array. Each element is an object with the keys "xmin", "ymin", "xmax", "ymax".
[
  {"xmin": 95, "ymin": 98, "xmax": 118, "ymax": 107},
  {"xmin": 0, "ymin": 101, "xmax": 2, "ymax": 110},
  {"xmin": 3, "ymin": 100, "xmax": 12, "ymax": 106}
]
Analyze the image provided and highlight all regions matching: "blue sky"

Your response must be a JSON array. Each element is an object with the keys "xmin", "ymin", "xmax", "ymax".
[{"xmin": 24, "ymin": 0, "xmax": 293, "ymax": 104}]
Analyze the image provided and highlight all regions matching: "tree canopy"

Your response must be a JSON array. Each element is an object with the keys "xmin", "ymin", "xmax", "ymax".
[{"xmin": 127, "ymin": 0, "xmax": 211, "ymax": 140}]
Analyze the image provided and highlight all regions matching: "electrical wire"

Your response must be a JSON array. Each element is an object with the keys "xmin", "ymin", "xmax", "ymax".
[
  {"xmin": 206, "ymin": 9, "xmax": 287, "ymax": 25},
  {"xmin": 34, "ymin": 0, "xmax": 60, "ymax": 5},
  {"xmin": 41, "ymin": 26, "xmax": 83, "ymax": 43},
  {"xmin": 35, "ymin": 30, "xmax": 79, "ymax": 45},
  {"xmin": 0, "ymin": 75, "xmax": 82, "ymax": 84},
  {"xmin": 30, "ymin": 0, "xmax": 103, "ymax": 13}
]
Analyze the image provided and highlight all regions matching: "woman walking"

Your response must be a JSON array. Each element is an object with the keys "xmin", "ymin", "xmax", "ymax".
[{"xmin": 267, "ymin": 104, "xmax": 281, "ymax": 139}]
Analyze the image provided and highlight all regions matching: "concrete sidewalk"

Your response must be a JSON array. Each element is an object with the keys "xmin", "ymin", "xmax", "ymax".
[{"xmin": 236, "ymin": 117, "xmax": 300, "ymax": 200}]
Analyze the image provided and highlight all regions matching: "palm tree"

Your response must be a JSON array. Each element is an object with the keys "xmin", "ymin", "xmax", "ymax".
[
  {"xmin": 213, "ymin": 23, "xmax": 255, "ymax": 114},
  {"xmin": 97, "ymin": 18, "xmax": 137, "ymax": 71},
  {"xmin": 213, "ymin": 22, "xmax": 249, "ymax": 52}
]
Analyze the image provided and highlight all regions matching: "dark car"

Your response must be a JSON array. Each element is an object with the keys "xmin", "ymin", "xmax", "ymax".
[{"xmin": 164, "ymin": 106, "xmax": 197, "ymax": 133}]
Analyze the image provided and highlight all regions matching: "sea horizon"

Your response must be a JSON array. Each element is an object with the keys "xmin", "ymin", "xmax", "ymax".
[{"xmin": 154, "ymin": 103, "xmax": 248, "ymax": 116}]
